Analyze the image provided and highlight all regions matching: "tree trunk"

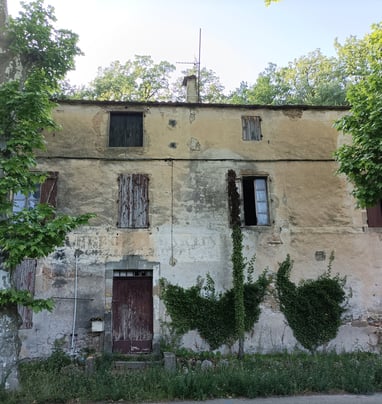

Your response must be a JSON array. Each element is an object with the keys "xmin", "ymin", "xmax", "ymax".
[
  {"xmin": 0, "ymin": 270, "xmax": 21, "ymax": 390},
  {"xmin": 0, "ymin": 0, "xmax": 22, "ymax": 390}
]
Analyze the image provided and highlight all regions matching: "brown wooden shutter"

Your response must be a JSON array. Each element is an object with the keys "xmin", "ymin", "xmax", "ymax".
[
  {"xmin": 13, "ymin": 259, "xmax": 37, "ymax": 329},
  {"xmin": 118, "ymin": 174, "xmax": 149, "ymax": 228},
  {"xmin": 367, "ymin": 200, "xmax": 382, "ymax": 227},
  {"xmin": 40, "ymin": 171, "xmax": 58, "ymax": 206}
]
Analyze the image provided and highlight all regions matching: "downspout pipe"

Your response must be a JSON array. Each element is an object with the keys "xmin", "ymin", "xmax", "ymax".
[{"xmin": 70, "ymin": 249, "xmax": 83, "ymax": 356}]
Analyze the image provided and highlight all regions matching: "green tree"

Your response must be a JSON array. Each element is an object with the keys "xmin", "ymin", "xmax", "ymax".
[
  {"xmin": 0, "ymin": 0, "xmax": 93, "ymax": 389},
  {"xmin": 229, "ymin": 50, "xmax": 348, "ymax": 106},
  {"xmin": 74, "ymin": 56, "xmax": 175, "ymax": 101},
  {"xmin": 228, "ymin": 63, "xmax": 282, "ymax": 105},
  {"xmin": 334, "ymin": 23, "xmax": 382, "ymax": 207}
]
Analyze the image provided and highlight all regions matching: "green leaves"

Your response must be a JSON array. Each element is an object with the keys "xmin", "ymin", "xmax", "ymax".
[
  {"xmin": 0, "ymin": 204, "xmax": 94, "ymax": 269},
  {"xmin": 0, "ymin": 1, "xmax": 93, "ymax": 314},
  {"xmin": 228, "ymin": 50, "xmax": 349, "ymax": 106},
  {"xmin": 79, "ymin": 56, "xmax": 176, "ymax": 102},
  {"xmin": 0, "ymin": 289, "xmax": 54, "ymax": 312},
  {"xmin": 334, "ymin": 23, "xmax": 382, "ymax": 207},
  {"xmin": 276, "ymin": 255, "xmax": 346, "ymax": 352},
  {"xmin": 160, "ymin": 271, "xmax": 269, "ymax": 350},
  {"xmin": 7, "ymin": 0, "xmax": 82, "ymax": 89}
]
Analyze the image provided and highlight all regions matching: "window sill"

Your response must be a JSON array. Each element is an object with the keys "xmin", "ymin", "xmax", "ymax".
[{"xmin": 363, "ymin": 226, "xmax": 382, "ymax": 233}]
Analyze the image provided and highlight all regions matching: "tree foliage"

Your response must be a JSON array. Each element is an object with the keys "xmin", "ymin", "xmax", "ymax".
[
  {"xmin": 172, "ymin": 66, "xmax": 226, "ymax": 103},
  {"xmin": 228, "ymin": 50, "xmax": 349, "ymax": 106},
  {"xmin": 0, "ymin": 0, "xmax": 93, "ymax": 310},
  {"xmin": 334, "ymin": 23, "xmax": 382, "ymax": 207},
  {"xmin": 74, "ymin": 56, "xmax": 175, "ymax": 101}
]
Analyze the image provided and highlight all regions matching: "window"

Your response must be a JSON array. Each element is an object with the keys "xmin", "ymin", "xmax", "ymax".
[
  {"xmin": 367, "ymin": 200, "xmax": 382, "ymax": 227},
  {"xmin": 242, "ymin": 116, "xmax": 262, "ymax": 141},
  {"xmin": 12, "ymin": 172, "xmax": 58, "ymax": 213},
  {"xmin": 239, "ymin": 176, "xmax": 270, "ymax": 226},
  {"xmin": 109, "ymin": 112, "xmax": 143, "ymax": 147},
  {"xmin": 118, "ymin": 173, "xmax": 149, "ymax": 228}
]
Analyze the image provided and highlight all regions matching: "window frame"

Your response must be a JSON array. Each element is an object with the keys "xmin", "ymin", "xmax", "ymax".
[
  {"xmin": 236, "ymin": 175, "xmax": 271, "ymax": 227},
  {"xmin": 109, "ymin": 111, "xmax": 144, "ymax": 148},
  {"xmin": 242, "ymin": 116, "xmax": 263, "ymax": 141},
  {"xmin": 12, "ymin": 171, "xmax": 58, "ymax": 213}
]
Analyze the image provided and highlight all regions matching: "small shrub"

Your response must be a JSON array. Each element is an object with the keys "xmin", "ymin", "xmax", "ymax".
[{"xmin": 276, "ymin": 254, "xmax": 346, "ymax": 352}]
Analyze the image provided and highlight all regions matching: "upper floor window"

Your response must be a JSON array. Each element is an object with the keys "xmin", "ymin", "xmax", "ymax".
[
  {"xmin": 109, "ymin": 112, "xmax": 143, "ymax": 147},
  {"xmin": 239, "ymin": 176, "xmax": 270, "ymax": 226},
  {"xmin": 242, "ymin": 116, "xmax": 262, "ymax": 141},
  {"xmin": 367, "ymin": 200, "xmax": 382, "ymax": 227},
  {"xmin": 12, "ymin": 172, "xmax": 58, "ymax": 213}
]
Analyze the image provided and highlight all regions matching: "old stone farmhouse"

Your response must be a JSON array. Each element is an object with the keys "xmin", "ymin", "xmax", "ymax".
[{"xmin": 16, "ymin": 87, "xmax": 382, "ymax": 358}]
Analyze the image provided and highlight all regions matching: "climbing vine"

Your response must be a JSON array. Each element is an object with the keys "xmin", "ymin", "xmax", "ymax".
[
  {"xmin": 160, "ymin": 268, "xmax": 269, "ymax": 350},
  {"xmin": 275, "ymin": 253, "xmax": 346, "ymax": 352},
  {"xmin": 227, "ymin": 169, "xmax": 245, "ymax": 357}
]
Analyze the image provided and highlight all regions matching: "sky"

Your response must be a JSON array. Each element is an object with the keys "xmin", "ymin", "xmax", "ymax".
[{"xmin": 7, "ymin": 0, "xmax": 382, "ymax": 93}]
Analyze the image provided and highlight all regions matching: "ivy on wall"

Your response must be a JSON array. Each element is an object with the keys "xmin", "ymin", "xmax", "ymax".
[
  {"xmin": 275, "ymin": 254, "xmax": 346, "ymax": 353},
  {"xmin": 160, "ymin": 270, "xmax": 269, "ymax": 350}
]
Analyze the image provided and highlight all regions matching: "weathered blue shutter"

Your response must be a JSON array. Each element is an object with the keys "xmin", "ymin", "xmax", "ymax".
[{"xmin": 118, "ymin": 174, "xmax": 149, "ymax": 228}]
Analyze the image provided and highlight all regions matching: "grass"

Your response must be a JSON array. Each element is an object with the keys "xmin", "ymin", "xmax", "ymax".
[{"xmin": 1, "ymin": 350, "xmax": 382, "ymax": 403}]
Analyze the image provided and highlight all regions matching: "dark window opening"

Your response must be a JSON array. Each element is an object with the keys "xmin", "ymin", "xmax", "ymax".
[
  {"xmin": 109, "ymin": 112, "xmax": 143, "ymax": 147},
  {"xmin": 367, "ymin": 200, "xmax": 382, "ymax": 227},
  {"xmin": 242, "ymin": 116, "xmax": 262, "ymax": 141},
  {"xmin": 242, "ymin": 176, "xmax": 270, "ymax": 226}
]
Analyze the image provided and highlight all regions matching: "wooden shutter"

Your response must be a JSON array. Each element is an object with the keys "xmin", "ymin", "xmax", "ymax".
[
  {"xmin": 367, "ymin": 200, "xmax": 382, "ymax": 227},
  {"xmin": 40, "ymin": 172, "xmax": 58, "ymax": 206},
  {"xmin": 13, "ymin": 259, "xmax": 37, "ymax": 329},
  {"xmin": 242, "ymin": 116, "xmax": 262, "ymax": 141},
  {"xmin": 109, "ymin": 113, "xmax": 143, "ymax": 147},
  {"xmin": 118, "ymin": 174, "xmax": 149, "ymax": 228}
]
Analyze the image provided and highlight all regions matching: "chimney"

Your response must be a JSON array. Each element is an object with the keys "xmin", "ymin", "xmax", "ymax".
[{"xmin": 182, "ymin": 75, "xmax": 198, "ymax": 103}]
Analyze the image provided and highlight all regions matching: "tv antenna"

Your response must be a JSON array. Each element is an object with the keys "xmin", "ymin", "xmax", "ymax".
[{"xmin": 177, "ymin": 28, "xmax": 202, "ymax": 102}]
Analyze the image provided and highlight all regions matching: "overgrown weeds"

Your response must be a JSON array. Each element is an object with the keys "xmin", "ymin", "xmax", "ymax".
[{"xmin": 1, "ymin": 351, "xmax": 382, "ymax": 403}]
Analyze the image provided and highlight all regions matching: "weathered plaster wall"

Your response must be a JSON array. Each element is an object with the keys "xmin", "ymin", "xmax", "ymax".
[{"xmin": 19, "ymin": 102, "xmax": 382, "ymax": 357}]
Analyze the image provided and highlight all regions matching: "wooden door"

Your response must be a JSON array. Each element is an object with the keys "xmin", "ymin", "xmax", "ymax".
[{"xmin": 112, "ymin": 276, "xmax": 153, "ymax": 354}]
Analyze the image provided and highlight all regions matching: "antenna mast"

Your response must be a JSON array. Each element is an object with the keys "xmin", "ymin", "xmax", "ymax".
[
  {"xmin": 176, "ymin": 28, "xmax": 202, "ymax": 102},
  {"xmin": 197, "ymin": 28, "xmax": 201, "ymax": 103}
]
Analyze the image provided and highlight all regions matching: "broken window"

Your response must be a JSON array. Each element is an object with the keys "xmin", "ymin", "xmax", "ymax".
[
  {"xmin": 242, "ymin": 116, "xmax": 262, "ymax": 141},
  {"xmin": 238, "ymin": 176, "xmax": 270, "ymax": 226},
  {"xmin": 109, "ymin": 112, "xmax": 143, "ymax": 147},
  {"xmin": 118, "ymin": 173, "xmax": 149, "ymax": 228},
  {"xmin": 366, "ymin": 200, "xmax": 382, "ymax": 227}
]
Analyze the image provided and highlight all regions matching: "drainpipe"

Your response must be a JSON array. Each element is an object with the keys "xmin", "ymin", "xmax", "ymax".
[{"xmin": 70, "ymin": 249, "xmax": 82, "ymax": 355}]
